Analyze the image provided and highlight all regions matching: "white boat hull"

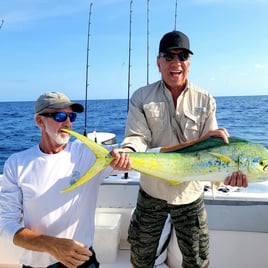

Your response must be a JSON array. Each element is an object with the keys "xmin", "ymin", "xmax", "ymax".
[{"xmin": 1, "ymin": 173, "xmax": 268, "ymax": 267}]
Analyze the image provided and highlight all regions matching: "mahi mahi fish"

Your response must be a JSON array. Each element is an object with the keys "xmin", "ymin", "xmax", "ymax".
[{"xmin": 61, "ymin": 128, "xmax": 268, "ymax": 192}]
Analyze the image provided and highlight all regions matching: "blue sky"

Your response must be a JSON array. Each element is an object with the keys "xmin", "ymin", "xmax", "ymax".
[{"xmin": 1, "ymin": 0, "xmax": 268, "ymax": 101}]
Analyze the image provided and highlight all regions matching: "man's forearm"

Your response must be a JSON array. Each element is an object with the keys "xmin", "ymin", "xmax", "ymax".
[
  {"xmin": 13, "ymin": 227, "xmax": 54, "ymax": 253},
  {"xmin": 160, "ymin": 136, "xmax": 206, "ymax": 153}
]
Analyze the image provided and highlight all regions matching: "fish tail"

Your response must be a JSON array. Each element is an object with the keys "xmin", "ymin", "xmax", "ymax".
[{"xmin": 61, "ymin": 128, "xmax": 112, "ymax": 192}]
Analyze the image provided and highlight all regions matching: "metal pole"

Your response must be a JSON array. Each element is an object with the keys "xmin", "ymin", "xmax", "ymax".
[
  {"xmin": 84, "ymin": 2, "xmax": 93, "ymax": 137},
  {"xmin": 0, "ymin": 19, "xmax": 4, "ymax": 30},
  {"xmin": 146, "ymin": 0, "xmax": 150, "ymax": 85},
  {"xmin": 174, "ymin": 0, "xmax": 178, "ymax": 30},
  {"xmin": 127, "ymin": 0, "xmax": 133, "ymax": 112}
]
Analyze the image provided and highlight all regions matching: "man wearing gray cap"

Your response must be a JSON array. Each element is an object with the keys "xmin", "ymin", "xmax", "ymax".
[
  {"xmin": 0, "ymin": 91, "xmax": 131, "ymax": 268},
  {"xmin": 35, "ymin": 92, "xmax": 84, "ymax": 114},
  {"xmin": 118, "ymin": 31, "xmax": 248, "ymax": 268}
]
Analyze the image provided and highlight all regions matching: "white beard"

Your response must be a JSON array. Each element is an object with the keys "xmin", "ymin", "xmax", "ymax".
[{"xmin": 44, "ymin": 122, "xmax": 70, "ymax": 145}]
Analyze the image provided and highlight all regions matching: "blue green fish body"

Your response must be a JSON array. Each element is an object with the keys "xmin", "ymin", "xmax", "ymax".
[{"xmin": 61, "ymin": 129, "xmax": 268, "ymax": 192}]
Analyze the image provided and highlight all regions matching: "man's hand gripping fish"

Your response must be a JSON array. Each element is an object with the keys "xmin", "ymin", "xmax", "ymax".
[{"xmin": 61, "ymin": 128, "xmax": 268, "ymax": 192}]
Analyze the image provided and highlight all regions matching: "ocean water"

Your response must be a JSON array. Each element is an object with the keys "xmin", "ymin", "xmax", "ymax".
[{"xmin": 0, "ymin": 96, "xmax": 267, "ymax": 174}]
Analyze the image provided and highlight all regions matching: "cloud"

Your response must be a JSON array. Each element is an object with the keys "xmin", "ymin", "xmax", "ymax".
[{"xmin": 255, "ymin": 63, "xmax": 265, "ymax": 69}]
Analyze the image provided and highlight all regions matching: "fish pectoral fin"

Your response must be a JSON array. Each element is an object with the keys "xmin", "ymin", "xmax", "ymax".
[{"xmin": 209, "ymin": 152, "xmax": 235, "ymax": 164}]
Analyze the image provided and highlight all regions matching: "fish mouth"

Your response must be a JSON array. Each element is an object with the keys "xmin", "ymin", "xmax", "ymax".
[{"xmin": 264, "ymin": 164, "xmax": 268, "ymax": 172}]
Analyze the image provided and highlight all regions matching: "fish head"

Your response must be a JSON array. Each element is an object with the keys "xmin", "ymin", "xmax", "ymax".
[
  {"xmin": 242, "ymin": 145, "xmax": 268, "ymax": 181},
  {"xmin": 258, "ymin": 156, "xmax": 268, "ymax": 174}
]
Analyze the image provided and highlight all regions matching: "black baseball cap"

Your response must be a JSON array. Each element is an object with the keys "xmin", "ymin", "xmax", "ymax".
[{"xmin": 159, "ymin": 31, "xmax": 193, "ymax": 54}]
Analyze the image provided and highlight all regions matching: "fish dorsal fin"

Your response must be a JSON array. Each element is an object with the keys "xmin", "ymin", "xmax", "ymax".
[
  {"xmin": 172, "ymin": 137, "xmax": 226, "ymax": 153},
  {"xmin": 171, "ymin": 137, "xmax": 248, "ymax": 154}
]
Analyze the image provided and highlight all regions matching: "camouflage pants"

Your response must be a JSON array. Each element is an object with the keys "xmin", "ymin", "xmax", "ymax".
[{"xmin": 128, "ymin": 188, "xmax": 209, "ymax": 268}]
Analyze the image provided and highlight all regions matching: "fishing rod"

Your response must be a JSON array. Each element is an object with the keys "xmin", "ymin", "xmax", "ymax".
[
  {"xmin": 124, "ymin": 0, "xmax": 133, "ymax": 179},
  {"xmin": 146, "ymin": 0, "xmax": 150, "ymax": 85},
  {"xmin": 0, "ymin": 19, "xmax": 4, "ymax": 30},
  {"xmin": 127, "ymin": 0, "xmax": 133, "ymax": 112},
  {"xmin": 84, "ymin": 2, "xmax": 93, "ymax": 137},
  {"xmin": 174, "ymin": 0, "xmax": 178, "ymax": 30}
]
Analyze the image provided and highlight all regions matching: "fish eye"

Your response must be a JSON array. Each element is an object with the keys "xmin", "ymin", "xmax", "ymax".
[{"xmin": 259, "ymin": 161, "xmax": 264, "ymax": 166}]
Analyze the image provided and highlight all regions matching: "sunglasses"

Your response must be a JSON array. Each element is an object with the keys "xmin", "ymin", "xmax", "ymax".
[
  {"xmin": 39, "ymin": 112, "xmax": 77, "ymax": 123},
  {"xmin": 160, "ymin": 51, "xmax": 189, "ymax": 62}
]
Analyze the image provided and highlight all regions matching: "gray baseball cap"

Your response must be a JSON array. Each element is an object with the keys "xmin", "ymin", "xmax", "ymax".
[{"xmin": 35, "ymin": 92, "xmax": 84, "ymax": 114}]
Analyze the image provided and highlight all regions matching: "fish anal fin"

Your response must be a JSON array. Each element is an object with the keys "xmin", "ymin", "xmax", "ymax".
[{"xmin": 168, "ymin": 180, "xmax": 182, "ymax": 186}]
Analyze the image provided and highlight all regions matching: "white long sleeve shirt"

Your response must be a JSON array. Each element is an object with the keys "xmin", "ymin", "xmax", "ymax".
[{"xmin": 0, "ymin": 140, "xmax": 112, "ymax": 267}]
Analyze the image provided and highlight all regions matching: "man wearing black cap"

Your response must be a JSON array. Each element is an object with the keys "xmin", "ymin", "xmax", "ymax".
[
  {"xmin": 0, "ymin": 91, "xmax": 131, "ymax": 268},
  {"xmin": 119, "ymin": 31, "xmax": 247, "ymax": 268}
]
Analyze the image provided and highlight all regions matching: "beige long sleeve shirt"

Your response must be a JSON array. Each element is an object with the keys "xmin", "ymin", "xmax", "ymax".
[{"xmin": 122, "ymin": 80, "xmax": 218, "ymax": 204}]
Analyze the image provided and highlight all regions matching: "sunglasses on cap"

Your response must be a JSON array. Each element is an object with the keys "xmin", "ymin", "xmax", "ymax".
[
  {"xmin": 159, "ymin": 51, "xmax": 189, "ymax": 62},
  {"xmin": 39, "ymin": 112, "xmax": 77, "ymax": 123}
]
